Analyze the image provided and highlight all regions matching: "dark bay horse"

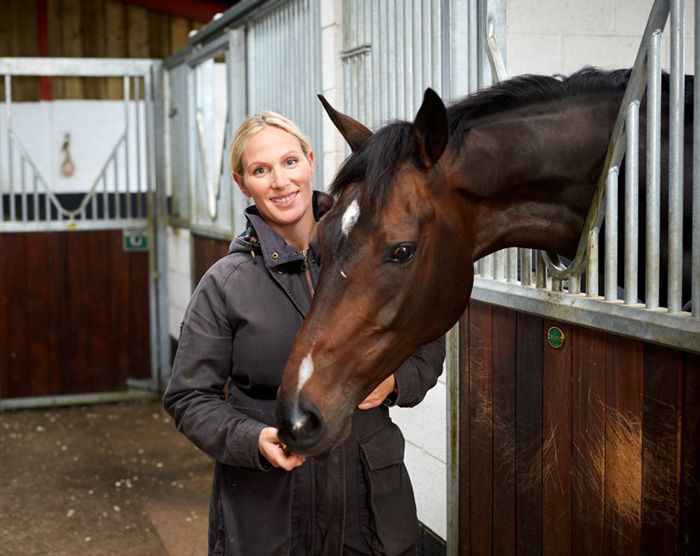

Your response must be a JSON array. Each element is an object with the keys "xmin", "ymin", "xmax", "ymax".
[{"xmin": 275, "ymin": 68, "xmax": 694, "ymax": 456}]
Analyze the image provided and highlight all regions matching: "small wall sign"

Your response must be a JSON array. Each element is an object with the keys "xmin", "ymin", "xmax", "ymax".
[
  {"xmin": 547, "ymin": 326, "xmax": 565, "ymax": 349},
  {"xmin": 123, "ymin": 230, "xmax": 149, "ymax": 252}
]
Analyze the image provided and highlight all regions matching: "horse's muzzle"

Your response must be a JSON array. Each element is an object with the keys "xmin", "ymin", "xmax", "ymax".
[{"xmin": 275, "ymin": 395, "xmax": 326, "ymax": 455}]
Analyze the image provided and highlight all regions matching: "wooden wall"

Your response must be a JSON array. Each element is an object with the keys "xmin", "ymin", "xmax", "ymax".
[
  {"xmin": 192, "ymin": 233, "xmax": 230, "ymax": 284},
  {"xmin": 0, "ymin": 0, "xmax": 213, "ymax": 101},
  {"xmin": 458, "ymin": 300, "xmax": 699, "ymax": 556},
  {"xmin": 0, "ymin": 231, "xmax": 151, "ymax": 398}
]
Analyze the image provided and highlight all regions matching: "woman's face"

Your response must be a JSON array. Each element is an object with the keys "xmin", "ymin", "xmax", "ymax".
[{"xmin": 234, "ymin": 126, "xmax": 314, "ymax": 233}]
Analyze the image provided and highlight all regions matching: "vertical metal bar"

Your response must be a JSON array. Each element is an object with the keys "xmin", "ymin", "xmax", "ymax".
[
  {"xmin": 605, "ymin": 167, "xmax": 619, "ymax": 301},
  {"xmin": 91, "ymin": 182, "xmax": 97, "ymax": 220},
  {"xmin": 404, "ymin": 0, "xmax": 413, "ymax": 116},
  {"xmin": 445, "ymin": 323, "xmax": 459, "ymax": 556},
  {"xmin": 123, "ymin": 76, "xmax": 131, "ymax": 220},
  {"xmin": 6, "ymin": 76, "xmax": 15, "ymax": 222},
  {"xmin": 667, "ymin": 0, "xmax": 685, "ymax": 313},
  {"xmin": 507, "ymin": 247, "xmax": 518, "ymax": 282},
  {"xmin": 135, "ymin": 76, "xmax": 143, "ymax": 218},
  {"xmin": 44, "ymin": 175, "xmax": 50, "ymax": 221},
  {"xmin": 102, "ymin": 172, "xmax": 109, "ymax": 219},
  {"xmin": 113, "ymin": 148, "xmax": 120, "ymax": 219},
  {"xmin": 520, "ymin": 248, "xmax": 532, "ymax": 286},
  {"xmin": 587, "ymin": 229, "xmax": 600, "ymax": 297},
  {"xmin": 646, "ymin": 30, "xmax": 662, "ymax": 309},
  {"xmin": 32, "ymin": 174, "xmax": 38, "ymax": 221},
  {"xmin": 494, "ymin": 250, "xmax": 505, "ymax": 280},
  {"xmin": 536, "ymin": 251, "xmax": 547, "ymax": 289},
  {"xmin": 694, "ymin": 0, "xmax": 700, "ymax": 317},
  {"xmin": 624, "ymin": 101, "xmax": 640, "ymax": 304},
  {"xmin": 569, "ymin": 274, "xmax": 581, "ymax": 294},
  {"xmin": 20, "ymin": 155, "xmax": 27, "ymax": 221}
]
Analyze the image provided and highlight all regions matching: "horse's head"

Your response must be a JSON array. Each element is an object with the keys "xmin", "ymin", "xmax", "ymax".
[{"xmin": 275, "ymin": 90, "xmax": 474, "ymax": 456}]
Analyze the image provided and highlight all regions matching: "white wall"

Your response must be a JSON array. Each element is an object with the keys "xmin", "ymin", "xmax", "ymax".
[
  {"xmin": 507, "ymin": 0, "xmax": 695, "ymax": 77},
  {"xmin": 167, "ymin": 227, "xmax": 192, "ymax": 339}
]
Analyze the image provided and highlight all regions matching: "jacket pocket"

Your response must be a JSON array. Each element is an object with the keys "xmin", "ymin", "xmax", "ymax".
[{"xmin": 357, "ymin": 421, "xmax": 418, "ymax": 555}]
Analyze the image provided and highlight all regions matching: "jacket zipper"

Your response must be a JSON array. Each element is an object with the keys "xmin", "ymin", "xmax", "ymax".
[{"xmin": 302, "ymin": 249, "xmax": 315, "ymax": 298}]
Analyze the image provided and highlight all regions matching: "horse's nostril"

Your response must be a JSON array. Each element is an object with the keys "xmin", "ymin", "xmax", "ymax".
[{"xmin": 276, "ymin": 397, "xmax": 325, "ymax": 451}]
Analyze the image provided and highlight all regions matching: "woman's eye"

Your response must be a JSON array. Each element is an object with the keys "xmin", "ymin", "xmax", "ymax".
[
  {"xmin": 285, "ymin": 157, "xmax": 298, "ymax": 167},
  {"xmin": 388, "ymin": 243, "xmax": 415, "ymax": 263},
  {"xmin": 253, "ymin": 167, "xmax": 266, "ymax": 176}
]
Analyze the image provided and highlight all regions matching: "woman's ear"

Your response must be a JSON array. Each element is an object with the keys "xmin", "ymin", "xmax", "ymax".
[
  {"xmin": 307, "ymin": 151, "xmax": 314, "ymax": 180},
  {"xmin": 233, "ymin": 173, "xmax": 251, "ymax": 197}
]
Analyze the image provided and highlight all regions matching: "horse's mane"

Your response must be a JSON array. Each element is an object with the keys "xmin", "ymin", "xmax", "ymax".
[{"xmin": 328, "ymin": 67, "xmax": 691, "ymax": 205}]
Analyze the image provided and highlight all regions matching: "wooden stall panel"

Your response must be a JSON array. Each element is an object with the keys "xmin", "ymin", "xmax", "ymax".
[
  {"xmin": 192, "ymin": 233, "xmax": 230, "ymax": 285},
  {"xmin": 0, "ymin": 231, "xmax": 150, "ymax": 398},
  {"xmin": 459, "ymin": 302, "xmax": 697, "ymax": 556},
  {"xmin": 542, "ymin": 320, "xmax": 573, "ymax": 556}
]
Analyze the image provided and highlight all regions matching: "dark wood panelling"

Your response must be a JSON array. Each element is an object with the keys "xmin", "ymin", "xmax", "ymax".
[
  {"xmin": 192, "ymin": 232, "xmax": 230, "ymax": 285},
  {"xmin": 468, "ymin": 301, "xmax": 493, "ymax": 556},
  {"xmin": 542, "ymin": 319, "xmax": 572, "ymax": 556},
  {"xmin": 682, "ymin": 354, "xmax": 700, "ymax": 554},
  {"xmin": 0, "ymin": 231, "xmax": 150, "ymax": 398},
  {"xmin": 604, "ymin": 335, "xmax": 643, "ymax": 554},
  {"xmin": 491, "ymin": 306, "xmax": 516, "ymax": 556},
  {"xmin": 458, "ymin": 301, "xmax": 697, "ymax": 556},
  {"xmin": 641, "ymin": 346, "xmax": 683, "ymax": 555},
  {"xmin": 515, "ymin": 312, "xmax": 543, "ymax": 556}
]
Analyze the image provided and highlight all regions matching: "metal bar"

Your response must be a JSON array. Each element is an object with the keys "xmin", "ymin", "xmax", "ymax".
[
  {"xmin": 605, "ymin": 167, "xmax": 619, "ymax": 301},
  {"xmin": 507, "ymin": 247, "xmax": 518, "ymax": 282},
  {"xmin": 520, "ymin": 248, "xmax": 532, "ymax": 286},
  {"xmin": 123, "ymin": 76, "xmax": 132, "ymax": 219},
  {"xmin": 587, "ymin": 228, "xmax": 600, "ymax": 297},
  {"xmin": 494, "ymin": 249, "xmax": 505, "ymax": 280},
  {"xmin": 624, "ymin": 101, "xmax": 640, "ymax": 304},
  {"xmin": 0, "ymin": 389, "xmax": 156, "ymax": 411},
  {"xmin": 569, "ymin": 274, "xmax": 581, "ymax": 294},
  {"xmin": 20, "ymin": 155, "xmax": 27, "ymax": 222},
  {"xmin": 646, "ymin": 30, "xmax": 662, "ymax": 309},
  {"xmin": 694, "ymin": 0, "xmax": 700, "ymax": 317},
  {"xmin": 445, "ymin": 323, "xmax": 460, "ymax": 556},
  {"xmin": 0, "ymin": 57, "xmax": 160, "ymax": 76},
  {"xmin": 32, "ymin": 173, "xmax": 38, "ymax": 221},
  {"xmin": 136, "ymin": 76, "xmax": 143, "ymax": 218},
  {"xmin": 472, "ymin": 278, "xmax": 700, "ymax": 354},
  {"xmin": 0, "ymin": 218, "xmax": 149, "ymax": 233},
  {"xmin": 667, "ymin": 0, "xmax": 684, "ymax": 313},
  {"xmin": 536, "ymin": 252, "xmax": 546, "ymax": 289},
  {"xmin": 6, "ymin": 75, "xmax": 15, "ymax": 222},
  {"xmin": 113, "ymin": 147, "xmax": 120, "ymax": 219}
]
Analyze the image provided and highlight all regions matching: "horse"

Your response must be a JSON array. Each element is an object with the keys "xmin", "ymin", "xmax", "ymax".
[{"xmin": 274, "ymin": 68, "xmax": 694, "ymax": 457}]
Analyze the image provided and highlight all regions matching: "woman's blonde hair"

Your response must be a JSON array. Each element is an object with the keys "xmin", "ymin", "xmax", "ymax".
[{"xmin": 229, "ymin": 111, "xmax": 312, "ymax": 177}]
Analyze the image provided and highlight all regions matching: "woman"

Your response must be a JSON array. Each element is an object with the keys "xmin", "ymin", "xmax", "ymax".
[{"xmin": 164, "ymin": 111, "xmax": 445, "ymax": 555}]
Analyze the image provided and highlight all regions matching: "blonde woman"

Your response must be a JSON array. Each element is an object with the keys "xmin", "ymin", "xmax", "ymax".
[{"xmin": 164, "ymin": 112, "xmax": 445, "ymax": 555}]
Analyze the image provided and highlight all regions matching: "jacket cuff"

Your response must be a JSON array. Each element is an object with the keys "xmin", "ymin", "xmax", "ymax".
[{"xmin": 237, "ymin": 419, "xmax": 271, "ymax": 471}]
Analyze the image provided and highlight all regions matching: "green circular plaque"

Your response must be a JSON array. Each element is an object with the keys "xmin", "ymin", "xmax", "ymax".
[{"xmin": 547, "ymin": 326, "xmax": 565, "ymax": 349}]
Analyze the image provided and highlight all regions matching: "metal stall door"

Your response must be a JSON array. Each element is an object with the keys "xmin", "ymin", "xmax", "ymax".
[{"xmin": 0, "ymin": 58, "xmax": 166, "ymax": 409}]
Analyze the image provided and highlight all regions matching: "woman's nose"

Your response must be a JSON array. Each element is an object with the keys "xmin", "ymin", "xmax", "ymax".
[{"xmin": 271, "ymin": 166, "xmax": 289, "ymax": 188}]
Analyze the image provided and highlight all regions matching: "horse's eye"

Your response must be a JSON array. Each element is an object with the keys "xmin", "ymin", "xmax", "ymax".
[{"xmin": 388, "ymin": 243, "xmax": 416, "ymax": 263}]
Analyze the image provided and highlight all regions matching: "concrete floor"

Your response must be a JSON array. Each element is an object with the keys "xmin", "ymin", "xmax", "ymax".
[{"xmin": 0, "ymin": 400, "xmax": 212, "ymax": 556}]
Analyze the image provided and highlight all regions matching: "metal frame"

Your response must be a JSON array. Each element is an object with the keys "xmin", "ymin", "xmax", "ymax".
[{"xmin": 0, "ymin": 57, "xmax": 169, "ymax": 409}]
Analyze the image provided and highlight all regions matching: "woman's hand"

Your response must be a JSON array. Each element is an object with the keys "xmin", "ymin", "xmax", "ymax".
[
  {"xmin": 357, "ymin": 374, "xmax": 396, "ymax": 410},
  {"xmin": 258, "ymin": 427, "xmax": 306, "ymax": 471}
]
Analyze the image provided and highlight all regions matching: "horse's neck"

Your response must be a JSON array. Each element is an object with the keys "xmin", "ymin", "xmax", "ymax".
[{"xmin": 450, "ymin": 98, "xmax": 622, "ymax": 260}]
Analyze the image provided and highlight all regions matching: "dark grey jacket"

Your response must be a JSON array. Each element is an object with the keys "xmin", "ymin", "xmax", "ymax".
[{"xmin": 164, "ymin": 193, "xmax": 445, "ymax": 556}]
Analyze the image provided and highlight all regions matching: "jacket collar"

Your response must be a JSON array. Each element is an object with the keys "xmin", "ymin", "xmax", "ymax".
[{"xmin": 230, "ymin": 191, "xmax": 333, "ymax": 269}]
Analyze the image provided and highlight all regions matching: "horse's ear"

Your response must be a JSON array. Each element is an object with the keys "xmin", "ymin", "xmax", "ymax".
[
  {"xmin": 318, "ymin": 94, "xmax": 372, "ymax": 152},
  {"xmin": 413, "ymin": 88, "xmax": 448, "ymax": 168}
]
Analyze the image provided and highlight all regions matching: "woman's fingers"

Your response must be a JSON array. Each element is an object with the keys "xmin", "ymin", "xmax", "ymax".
[{"xmin": 258, "ymin": 427, "xmax": 306, "ymax": 471}]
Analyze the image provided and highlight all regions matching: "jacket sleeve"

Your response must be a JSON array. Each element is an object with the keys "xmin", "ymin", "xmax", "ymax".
[
  {"xmin": 163, "ymin": 269, "xmax": 269, "ymax": 471},
  {"xmin": 392, "ymin": 335, "xmax": 446, "ymax": 407}
]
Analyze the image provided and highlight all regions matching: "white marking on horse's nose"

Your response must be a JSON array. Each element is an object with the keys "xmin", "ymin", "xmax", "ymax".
[
  {"xmin": 297, "ymin": 352, "xmax": 314, "ymax": 392},
  {"xmin": 341, "ymin": 199, "xmax": 360, "ymax": 237},
  {"xmin": 339, "ymin": 270, "xmax": 348, "ymax": 279}
]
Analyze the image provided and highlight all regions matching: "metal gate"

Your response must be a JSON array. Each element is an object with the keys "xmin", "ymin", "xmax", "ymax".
[{"xmin": 0, "ymin": 57, "xmax": 169, "ymax": 409}]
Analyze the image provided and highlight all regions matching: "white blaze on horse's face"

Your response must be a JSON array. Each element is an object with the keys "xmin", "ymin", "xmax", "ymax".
[
  {"xmin": 297, "ymin": 351, "xmax": 314, "ymax": 393},
  {"xmin": 341, "ymin": 199, "xmax": 360, "ymax": 238}
]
